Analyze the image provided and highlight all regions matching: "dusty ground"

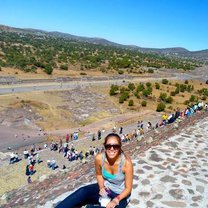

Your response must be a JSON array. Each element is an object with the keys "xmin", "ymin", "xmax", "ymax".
[
  {"xmin": 0, "ymin": 66, "xmax": 207, "ymax": 146},
  {"xmin": 0, "ymin": 76, "xmax": 207, "ymax": 152}
]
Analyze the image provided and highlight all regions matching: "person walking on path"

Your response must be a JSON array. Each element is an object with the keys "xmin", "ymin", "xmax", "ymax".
[
  {"xmin": 66, "ymin": 134, "xmax": 69, "ymax": 143},
  {"xmin": 27, "ymin": 176, "xmax": 32, "ymax": 184},
  {"xmin": 56, "ymin": 133, "xmax": 133, "ymax": 208}
]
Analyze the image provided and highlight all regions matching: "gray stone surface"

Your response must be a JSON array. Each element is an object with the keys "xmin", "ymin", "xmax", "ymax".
[
  {"xmin": 128, "ymin": 116, "xmax": 208, "ymax": 208},
  {"xmin": 1, "ymin": 113, "xmax": 208, "ymax": 208}
]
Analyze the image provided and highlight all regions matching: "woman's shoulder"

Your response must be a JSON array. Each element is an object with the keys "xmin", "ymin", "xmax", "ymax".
[
  {"xmin": 95, "ymin": 152, "xmax": 103, "ymax": 162},
  {"xmin": 122, "ymin": 153, "xmax": 132, "ymax": 166}
]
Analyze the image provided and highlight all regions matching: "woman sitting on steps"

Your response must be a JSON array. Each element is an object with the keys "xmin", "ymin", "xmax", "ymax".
[{"xmin": 56, "ymin": 133, "xmax": 133, "ymax": 208}]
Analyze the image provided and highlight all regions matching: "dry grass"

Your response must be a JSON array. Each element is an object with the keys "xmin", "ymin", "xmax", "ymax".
[
  {"xmin": 0, "ymin": 67, "xmax": 115, "ymax": 79},
  {"xmin": 108, "ymin": 79, "xmax": 208, "ymax": 113},
  {"xmin": 0, "ymin": 78, "xmax": 207, "ymax": 133}
]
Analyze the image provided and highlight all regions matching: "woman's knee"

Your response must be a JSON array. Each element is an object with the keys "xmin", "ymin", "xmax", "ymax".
[{"xmin": 76, "ymin": 186, "xmax": 88, "ymax": 196}]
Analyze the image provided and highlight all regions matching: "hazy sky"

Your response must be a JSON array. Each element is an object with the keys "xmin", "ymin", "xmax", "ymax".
[{"xmin": 0, "ymin": 0, "xmax": 207, "ymax": 51}]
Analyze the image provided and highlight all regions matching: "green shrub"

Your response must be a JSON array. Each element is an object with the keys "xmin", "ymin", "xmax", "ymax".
[
  {"xmin": 156, "ymin": 102, "xmax": 166, "ymax": 112},
  {"xmin": 159, "ymin": 92, "xmax": 167, "ymax": 101},
  {"xmin": 187, "ymin": 85, "xmax": 192, "ymax": 92},
  {"xmin": 148, "ymin": 68, "xmax": 154, "ymax": 73},
  {"xmin": 179, "ymin": 84, "xmax": 187, "ymax": 92},
  {"xmin": 142, "ymin": 89, "xmax": 151, "ymax": 97},
  {"xmin": 128, "ymin": 83, "xmax": 135, "ymax": 91},
  {"xmin": 120, "ymin": 87, "xmax": 129, "ymax": 94},
  {"xmin": 110, "ymin": 88, "xmax": 116, "ymax": 96},
  {"xmin": 137, "ymin": 83, "xmax": 145, "ymax": 92},
  {"xmin": 146, "ymin": 82, "xmax": 152, "ymax": 88},
  {"xmin": 198, "ymin": 88, "xmax": 208, "ymax": 96},
  {"xmin": 80, "ymin": 72, "xmax": 87, "ymax": 75},
  {"xmin": 175, "ymin": 83, "xmax": 179, "ymax": 87},
  {"xmin": 121, "ymin": 91, "xmax": 129, "ymax": 101},
  {"xmin": 128, "ymin": 99, "xmax": 134, "ymax": 106},
  {"xmin": 155, "ymin": 82, "xmax": 160, "ymax": 89},
  {"xmin": 60, "ymin": 64, "xmax": 68, "ymax": 70},
  {"xmin": 170, "ymin": 91, "xmax": 176, "ymax": 96},
  {"xmin": 134, "ymin": 92, "xmax": 140, "ymax": 99},
  {"xmin": 141, "ymin": 100, "xmax": 147, "ymax": 107},
  {"xmin": 162, "ymin": 79, "xmax": 169, "ymax": 85},
  {"xmin": 119, "ymin": 96, "xmax": 125, "ymax": 103},
  {"xmin": 189, "ymin": 95, "xmax": 196, "ymax": 102},
  {"xmin": 166, "ymin": 96, "xmax": 173, "ymax": 104},
  {"xmin": 109, "ymin": 85, "xmax": 119, "ymax": 96},
  {"xmin": 175, "ymin": 87, "xmax": 180, "ymax": 94},
  {"xmin": 44, "ymin": 65, "xmax": 53, "ymax": 75},
  {"xmin": 118, "ymin": 69, "xmax": 124, "ymax": 74},
  {"xmin": 185, "ymin": 80, "xmax": 189, "ymax": 84}
]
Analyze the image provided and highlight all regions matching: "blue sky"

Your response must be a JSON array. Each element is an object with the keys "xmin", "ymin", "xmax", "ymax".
[{"xmin": 0, "ymin": 0, "xmax": 207, "ymax": 51}]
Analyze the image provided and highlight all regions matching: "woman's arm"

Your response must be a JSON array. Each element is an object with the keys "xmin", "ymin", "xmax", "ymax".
[
  {"xmin": 95, "ymin": 154, "xmax": 105, "ymax": 191},
  {"xmin": 113, "ymin": 156, "xmax": 133, "ymax": 204}
]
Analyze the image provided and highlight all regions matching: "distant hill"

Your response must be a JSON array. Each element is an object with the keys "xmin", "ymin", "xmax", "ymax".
[
  {"xmin": 0, "ymin": 24, "xmax": 207, "ymax": 60},
  {"xmin": 0, "ymin": 24, "xmax": 205, "ymax": 75},
  {"xmin": 1, "ymin": 24, "xmax": 207, "ymax": 61},
  {"xmin": 0, "ymin": 24, "xmax": 123, "ymax": 47}
]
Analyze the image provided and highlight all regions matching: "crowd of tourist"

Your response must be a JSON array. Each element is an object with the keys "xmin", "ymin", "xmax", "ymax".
[{"xmin": 7, "ymin": 100, "xmax": 208, "ymax": 185}]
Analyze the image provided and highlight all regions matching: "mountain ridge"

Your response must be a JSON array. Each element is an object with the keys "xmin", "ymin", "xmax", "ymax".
[
  {"xmin": 0, "ymin": 24, "xmax": 207, "ymax": 73},
  {"xmin": 0, "ymin": 24, "xmax": 207, "ymax": 57}
]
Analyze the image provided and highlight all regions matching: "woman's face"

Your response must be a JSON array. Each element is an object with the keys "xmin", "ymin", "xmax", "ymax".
[{"xmin": 104, "ymin": 136, "xmax": 121, "ymax": 159}]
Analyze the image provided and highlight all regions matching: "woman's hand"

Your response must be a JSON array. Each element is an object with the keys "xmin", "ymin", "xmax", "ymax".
[
  {"xmin": 99, "ymin": 187, "xmax": 107, "ymax": 197},
  {"xmin": 106, "ymin": 198, "xmax": 119, "ymax": 208}
]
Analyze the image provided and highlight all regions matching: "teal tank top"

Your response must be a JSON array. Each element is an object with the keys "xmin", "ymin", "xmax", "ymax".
[{"xmin": 102, "ymin": 153, "xmax": 125, "ymax": 194}]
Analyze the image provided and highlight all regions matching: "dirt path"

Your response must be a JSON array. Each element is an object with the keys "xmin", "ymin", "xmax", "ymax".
[{"xmin": 0, "ymin": 110, "xmax": 161, "ymax": 152}]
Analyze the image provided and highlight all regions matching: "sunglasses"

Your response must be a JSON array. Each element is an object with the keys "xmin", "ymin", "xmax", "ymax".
[{"xmin": 104, "ymin": 144, "xmax": 121, "ymax": 150}]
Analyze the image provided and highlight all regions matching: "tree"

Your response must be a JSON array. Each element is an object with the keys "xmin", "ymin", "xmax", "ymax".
[
  {"xmin": 175, "ymin": 87, "xmax": 180, "ymax": 94},
  {"xmin": 142, "ymin": 89, "xmax": 151, "ymax": 97},
  {"xmin": 185, "ymin": 80, "xmax": 189, "ymax": 84},
  {"xmin": 128, "ymin": 99, "xmax": 134, "ymax": 106},
  {"xmin": 189, "ymin": 95, "xmax": 196, "ymax": 102},
  {"xmin": 109, "ymin": 84, "xmax": 119, "ymax": 96},
  {"xmin": 121, "ymin": 91, "xmax": 129, "ymax": 100},
  {"xmin": 162, "ymin": 79, "xmax": 169, "ymax": 85},
  {"xmin": 134, "ymin": 91, "xmax": 140, "ymax": 99},
  {"xmin": 159, "ymin": 92, "xmax": 167, "ymax": 101},
  {"xmin": 118, "ymin": 69, "xmax": 124, "ymax": 74},
  {"xmin": 137, "ymin": 83, "xmax": 145, "ymax": 92},
  {"xmin": 166, "ymin": 96, "xmax": 173, "ymax": 104},
  {"xmin": 156, "ymin": 103, "xmax": 166, "ymax": 112},
  {"xmin": 141, "ymin": 100, "xmax": 147, "ymax": 107},
  {"xmin": 155, "ymin": 82, "xmax": 160, "ymax": 89},
  {"xmin": 119, "ymin": 96, "xmax": 125, "ymax": 103},
  {"xmin": 148, "ymin": 68, "xmax": 154, "ymax": 73},
  {"xmin": 60, "ymin": 64, "xmax": 68, "ymax": 70},
  {"xmin": 44, "ymin": 65, "xmax": 53, "ymax": 75},
  {"xmin": 146, "ymin": 82, "xmax": 151, "ymax": 88},
  {"xmin": 128, "ymin": 83, "xmax": 135, "ymax": 91}
]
